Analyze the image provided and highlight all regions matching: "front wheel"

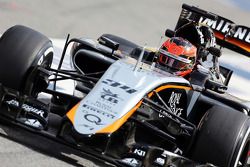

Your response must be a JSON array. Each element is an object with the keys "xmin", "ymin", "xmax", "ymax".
[
  {"xmin": 0, "ymin": 25, "xmax": 53, "ymax": 95},
  {"xmin": 190, "ymin": 106, "xmax": 250, "ymax": 167}
]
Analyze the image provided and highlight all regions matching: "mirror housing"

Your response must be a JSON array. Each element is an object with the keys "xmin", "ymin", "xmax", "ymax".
[
  {"xmin": 98, "ymin": 36, "xmax": 119, "ymax": 51},
  {"xmin": 165, "ymin": 29, "xmax": 175, "ymax": 38},
  {"xmin": 208, "ymin": 47, "xmax": 221, "ymax": 57}
]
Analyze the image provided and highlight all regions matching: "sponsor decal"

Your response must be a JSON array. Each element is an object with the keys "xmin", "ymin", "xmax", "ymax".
[
  {"xmin": 159, "ymin": 92, "xmax": 183, "ymax": 117},
  {"xmin": 37, "ymin": 55, "xmax": 44, "ymax": 65},
  {"xmin": 199, "ymin": 17, "xmax": 232, "ymax": 33},
  {"xmin": 155, "ymin": 157, "xmax": 165, "ymax": 166},
  {"xmin": 199, "ymin": 16, "xmax": 250, "ymax": 44},
  {"xmin": 83, "ymin": 114, "xmax": 103, "ymax": 125},
  {"xmin": 79, "ymin": 106, "xmax": 108, "ymax": 127},
  {"xmin": 133, "ymin": 149, "xmax": 146, "ymax": 157},
  {"xmin": 173, "ymin": 147, "xmax": 183, "ymax": 155},
  {"xmin": 162, "ymin": 150, "xmax": 168, "ymax": 158},
  {"xmin": 79, "ymin": 123, "xmax": 94, "ymax": 131},
  {"xmin": 89, "ymin": 101, "xmax": 117, "ymax": 114},
  {"xmin": 6, "ymin": 99, "xmax": 45, "ymax": 118},
  {"xmin": 168, "ymin": 92, "xmax": 183, "ymax": 117},
  {"xmin": 102, "ymin": 79, "xmax": 137, "ymax": 94},
  {"xmin": 121, "ymin": 158, "xmax": 139, "ymax": 167},
  {"xmin": 37, "ymin": 47, "xmax": 53, "ymax": 65},
  {"xmin": 23, "ymin": 119, "xmax": 42, "ymax": 128},
  {"xmin": 159, "ymin": 109, "xmax": 173, "ymax": 118},
  {"xmin": 82, "ymin": 104, "xmax": 115, "ymax": 119},
  {"xmin": 78, "ymin": 103, "xmax": 117, "ymax": 130},
  {"xmin": 101, "ymin": 88, "xmax": 122, "ymax": 104}
]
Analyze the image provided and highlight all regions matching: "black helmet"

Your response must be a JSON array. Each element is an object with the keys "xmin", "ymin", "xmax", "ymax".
[{"xmin": 175, "ymin": 22, "xmax": 216, "ymax": 48}]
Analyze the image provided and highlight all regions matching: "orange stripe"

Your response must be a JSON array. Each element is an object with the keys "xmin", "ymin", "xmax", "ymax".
[
  {"xmin": 226, "ymin": 38, "xmax": 250, "ymax": 52},
  {"xmin": 214, "ymin": 32, "xmax": 224, "ymax": 40},
  {"xmin": 96, "ymin": 101, "xmax": 142, "ymax": 133},
  {"xmin": 66, "ymin": 102, "xmax": 80, "ymax": 124},
  {"xmin": 214, "ymin": 32, "xmax": 250, "ymax": 52},
  {"xmin": 97, "ymin": 84, "xmax": 191, "ymax": 134},
  {"xmin": 148, "ymin": 85, "xmax": 191, "ymax": 97}
]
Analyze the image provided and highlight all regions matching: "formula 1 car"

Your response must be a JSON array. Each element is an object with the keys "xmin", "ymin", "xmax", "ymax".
[{"xmin": 0, "ymin": 4, "xmax": 250, "ymax": 167}]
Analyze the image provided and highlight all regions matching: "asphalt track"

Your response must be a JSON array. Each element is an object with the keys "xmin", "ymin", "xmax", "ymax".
[{"xmin": 0, "ymin": 0, "xmax": 250, "ymax": 167}]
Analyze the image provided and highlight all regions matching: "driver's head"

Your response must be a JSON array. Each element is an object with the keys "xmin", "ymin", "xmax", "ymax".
[{"xmin": 157, "ymin": 37, "xmax": 197, "ymax": 77}]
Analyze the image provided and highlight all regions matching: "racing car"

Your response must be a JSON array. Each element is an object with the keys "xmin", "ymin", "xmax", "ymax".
[{"xmin": 0, "ymin": 4, "xmax": 250, "ymax": 167}]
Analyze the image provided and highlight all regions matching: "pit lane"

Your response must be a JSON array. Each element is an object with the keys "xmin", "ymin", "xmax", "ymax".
[{"xmin": 0, "ymin": 0, "xmax": 250, "ymax": 166}]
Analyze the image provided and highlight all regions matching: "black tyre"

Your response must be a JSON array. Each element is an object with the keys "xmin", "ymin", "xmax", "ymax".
[
  {"xmin": 190, "ymin": 106, "xmax": 250, "ymax": 167},
  {"xmin": 0, "ymin": 25, "xmax": 53, "ymax": 95}
]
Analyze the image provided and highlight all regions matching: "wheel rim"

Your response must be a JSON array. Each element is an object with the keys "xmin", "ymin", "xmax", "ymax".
[{"xmin": 234, "ymin": 126, "xmax": 250, "ymax": 167}]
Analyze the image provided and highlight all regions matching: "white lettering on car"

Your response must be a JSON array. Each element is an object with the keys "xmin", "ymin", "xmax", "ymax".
[
  {"xmin": 121, "ymin": 158, "xmax": 139, "ymax": 167},
  {"xmin": 155, "ymin": 157, "xmax": 165, "ymax": 166},
  {"xmin": 134, "ymin": 149, "xmax": 146, "ymax": 157},
  {"xmin": 6, "ymin": 99, "xmax": 45, "ymax": 118},
  {"xmin": 168, "ymin": 92, "xmax": 183, "ymax": 117},
  {"xmin": 199, "ymin": 17, "xmax": 250, "ymax": 44}
]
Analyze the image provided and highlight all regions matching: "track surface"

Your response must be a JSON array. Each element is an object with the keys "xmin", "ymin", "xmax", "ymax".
[{"xmin": 0, "ymin": 0, "xmax": 250, "ymax": 166}]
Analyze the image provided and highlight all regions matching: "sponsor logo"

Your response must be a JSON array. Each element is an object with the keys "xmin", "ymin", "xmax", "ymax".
[
  {"xmin": 121, "ymin": 158, "xmax": 139, "ymax": 167},
  {"xmin": 84, "ymin": 114, "xmax": 103, "ymax": 125},
  {"xmin": 37, "ymin": 47, "xmax": 53, "ymax": 65},
  {"xmin": 90, "ymin": 101, "xmax": 116, "ymax": 114},
  {"xmin": 82, "ymin": 104, "xmax": 115, "ymax": 119},
  {"xmin": 37, "ymin": 55, "xmax": 44, "ymax": 65},
  {"xmin": 79, "ymin": 104, "xmax": 117, "ymax": 130},
  {"xmin": 159, "ymin": 109, "xmax": 173, "ymax": 118},
  {"xmin": 162, "ymin": 150, "xmax": 168, "ymax": 158},
  {"xmin": 134, "ymin": 149, "xmax": 146, "ymax": 157},
  {"xmin": 155, "ymin": 157, "xmax": 165, "ymax": 166},
  {"xmin": 23, "ymin": 119, "xmax": 42, "ymax": 128},
  {"xmin": 199, "ymin": 17, "xmax": 250, "ymax": 44},
  {"xmin": 79, "ymin": 123, "xmax": 94, "ymax": 131},
  {"xmin": 168, "ymin": 92, "xmax": 183, "ymax": 117},
  {"xmin": 6, "ymin": 99, "xmax": 45, "ymax": 118},
  {"xmin": 102, "ymin": 79, "xmax": 137, "ymax": 94},
  {"xmin": 173, "ymin": 147, "xmax": 183, "ymax": 155},
  {"xmin": 159, "ymin": 92, "xmax": 183, "ymax": 118},
  {"xmin": 101, "ymin": 88, "xmax": 122, "ymax": 104}
]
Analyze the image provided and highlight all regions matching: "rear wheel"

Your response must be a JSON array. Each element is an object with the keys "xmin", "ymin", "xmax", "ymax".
[
  {"xmin": 0, "ymin": 25, "xmax": 53, "ymax": 95},
  {"xmin": 190, "ymin": 106, "xmax": 250, "ymax": 167}
]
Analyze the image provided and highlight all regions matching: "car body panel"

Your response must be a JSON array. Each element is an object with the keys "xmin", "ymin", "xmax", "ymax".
[{"xmin": 66, "ymin": 57, "xmax": 190, "ymax": 135}]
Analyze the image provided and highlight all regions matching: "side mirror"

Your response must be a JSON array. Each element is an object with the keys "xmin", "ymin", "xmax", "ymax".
[
  {"xmin": 208, "ymin": 47, "xmax": 221, "ymax": 57},
  {"xmin": 165, "ymin": 29, "xmax": 175, "ymax": 38},
  {"xmin": 205, "ymin": 79, "xmax": 227, "ymax": 93},
  {"xmin": 98, "ymin": 36, "xmax": 119, "ymax": 51},
  {"xmin": 219, "ymin": 65, "xmax": 233, "ymax": 86}
]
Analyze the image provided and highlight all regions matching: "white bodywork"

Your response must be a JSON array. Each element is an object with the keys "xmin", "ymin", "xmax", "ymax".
[{"xmin": 71, "ymin": 57, "xmax": 189, "ymax": 135}]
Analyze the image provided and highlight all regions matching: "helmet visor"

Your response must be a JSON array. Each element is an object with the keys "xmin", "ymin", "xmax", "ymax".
[{"xmin": 158, "ymin": 49, "xmax": 192, "ymax": 71}]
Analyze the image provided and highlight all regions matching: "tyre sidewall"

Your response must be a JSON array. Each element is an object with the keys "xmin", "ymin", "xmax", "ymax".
[{"xmin": 190, "ymin": 106, "xmax": 249, "ymax": 166}]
